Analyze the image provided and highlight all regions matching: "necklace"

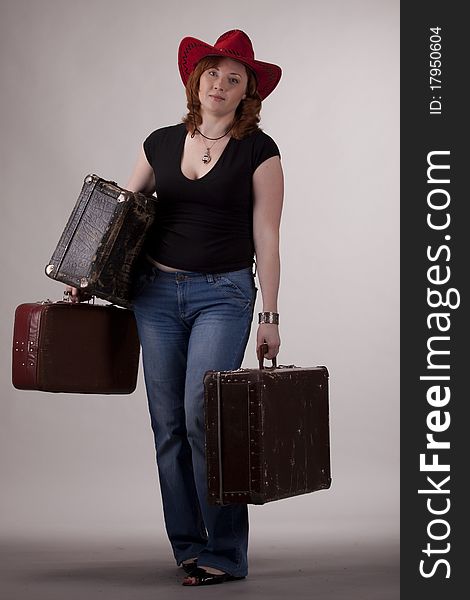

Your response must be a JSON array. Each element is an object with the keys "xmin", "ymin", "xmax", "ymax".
[
  {"xmin": 200, "ymin": 137, "xmax": 221, "ymax": 164},
  {"xmin": 191, "ymin": 123, "xmax": 235, "ymax": 164},
  {"xmin": 192, "ymin": 123, "xmax": 234, "ymax": 141}
]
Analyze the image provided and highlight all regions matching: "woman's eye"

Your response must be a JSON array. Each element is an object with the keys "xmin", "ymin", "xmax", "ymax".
[{"xmin": 230, "ymin": 78, "xmax": 240, "ymax": 84}]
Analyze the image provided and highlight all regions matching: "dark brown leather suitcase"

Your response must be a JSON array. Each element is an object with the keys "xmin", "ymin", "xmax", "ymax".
[
  {"xmin": 204, "ymin": 345, "xmax": 331, "ymax": 505},
  {"xmin": 45, "ymin": 174, "xmax": 157, "ymax": 308},
  {"xmin": 12, "ymin": 301, "xmax": 140, "ymax": 394}
]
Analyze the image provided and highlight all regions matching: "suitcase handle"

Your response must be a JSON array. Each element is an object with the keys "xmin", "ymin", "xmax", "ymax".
[{"xmin": 258, "ymin": 342, "xmax": 277, "ymax": 370}]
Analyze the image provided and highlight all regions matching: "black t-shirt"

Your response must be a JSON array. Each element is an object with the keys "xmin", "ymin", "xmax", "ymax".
[{"xmin": 142, "ymin": 123, "xmax": 280, "ymax": 273}]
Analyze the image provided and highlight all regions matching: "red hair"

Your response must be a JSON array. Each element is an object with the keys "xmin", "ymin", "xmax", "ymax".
[{"xmin": 182, "ymin": 56, "xmax": 262, "ymax": 140}]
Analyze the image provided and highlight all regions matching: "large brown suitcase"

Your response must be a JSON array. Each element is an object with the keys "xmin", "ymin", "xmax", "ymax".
[
  {"xmin": 12, "ymin": 301, "xmax": 140, "ymax": 394},
  {"xmin": 45, "ymin": 174, "xmax": 157, "ymax": 308},
  {"xmin": 204, "ymin": 345, "xmax": 331, "ymax": 505}
]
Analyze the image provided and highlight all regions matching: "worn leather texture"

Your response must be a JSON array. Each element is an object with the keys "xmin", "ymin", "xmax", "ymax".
[
  {"xmin": 204, "ymin": 364, "xmax": 331, "ymax": 505},
  {"xmin": 45, "ymin": 174, "xmax": 157, "ymax": 307},
  {"xmin": 12, "ymin": 302, "xmax": 140, "ymax": 394}
]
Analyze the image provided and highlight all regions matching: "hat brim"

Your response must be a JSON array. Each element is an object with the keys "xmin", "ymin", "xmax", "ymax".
[{"xmin": 178, "ymin": 36, "xmax": 281, "ymax": 100}]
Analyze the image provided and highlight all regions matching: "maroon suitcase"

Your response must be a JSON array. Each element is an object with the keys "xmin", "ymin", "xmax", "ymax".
[
  {"xmin": 204, "ymin": 345, "xmax": 331, "ymax": 505},
  {"xmin": 12, "ymin": 301, "xmax": 140, "ymax": 394}
]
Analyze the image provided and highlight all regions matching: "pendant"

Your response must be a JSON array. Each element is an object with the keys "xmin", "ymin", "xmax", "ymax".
[{"xmin": 202, "ymin": 151, "xmax": 211, "ymax": 164}]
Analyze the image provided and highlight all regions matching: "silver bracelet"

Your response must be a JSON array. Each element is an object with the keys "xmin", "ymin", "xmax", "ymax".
[{"xmin": 258, "ymin": 311, "xmax": 279, "ymax": 325}]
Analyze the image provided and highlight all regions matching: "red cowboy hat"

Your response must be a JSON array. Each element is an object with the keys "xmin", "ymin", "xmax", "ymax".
[{"xmin": 178, "ymin": 29, "xmax": 282, "ymax": 100}]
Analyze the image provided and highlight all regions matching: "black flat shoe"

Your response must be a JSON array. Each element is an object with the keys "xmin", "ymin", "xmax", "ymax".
[
  {"xmin": 181, "ymin": 560, "xmax": 198, "ymax": 574},
  {"xmin": 182, "ymin": 566, "xmax": 245, "ymax": 586}
]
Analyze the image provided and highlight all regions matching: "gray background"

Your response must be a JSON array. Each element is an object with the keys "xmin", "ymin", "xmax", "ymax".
[{"xmin": 0, "ymin": 0, "xmax": 399, "ymax": 598}]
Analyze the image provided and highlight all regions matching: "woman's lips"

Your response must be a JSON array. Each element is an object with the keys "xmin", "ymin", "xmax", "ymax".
[{"xmin": 209, "ymin": 95, "xmax": 225, "ymax": 101}]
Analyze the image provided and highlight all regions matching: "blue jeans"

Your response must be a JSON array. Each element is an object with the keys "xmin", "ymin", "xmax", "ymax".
[{"xmin": 130, "ymin": 258, "xmax": 257, "ymax": 577}]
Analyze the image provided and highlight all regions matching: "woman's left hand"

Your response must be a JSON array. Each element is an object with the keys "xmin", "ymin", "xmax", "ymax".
[{"xmin": 256, "ymin": 324, "xmax": 280, "ymax": 361}]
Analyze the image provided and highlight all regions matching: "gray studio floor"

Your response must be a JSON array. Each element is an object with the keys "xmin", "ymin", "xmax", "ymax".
[{"xmin": 0, "ymin": 534, "xmax": 399, "ymax": 600}]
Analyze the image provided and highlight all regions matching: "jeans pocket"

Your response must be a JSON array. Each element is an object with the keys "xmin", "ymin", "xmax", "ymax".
[{"xmin": 213, "ymin": 270, "xmax": 256, "ymax": 307}]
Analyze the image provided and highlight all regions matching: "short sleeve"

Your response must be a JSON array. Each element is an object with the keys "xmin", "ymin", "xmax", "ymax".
[
  {"xmin": 143, "ymin": 130, "xmax": 158, "ymax": 166},
  {"xmin": 251, "ymin": 131, "xmax": 281, "ymax": 172}
]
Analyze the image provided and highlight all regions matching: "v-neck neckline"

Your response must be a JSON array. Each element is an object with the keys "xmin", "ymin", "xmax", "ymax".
[{"xmin": 179, "ymin": 126, "xmax": 234, "ymax": 182}]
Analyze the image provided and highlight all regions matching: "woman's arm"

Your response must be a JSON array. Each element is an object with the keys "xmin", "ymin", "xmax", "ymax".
[
  {"xmin": 125, "ymin": 145, "xmax": 156, "ymax": 194},
  {"xmin": 252, "ymin": 155, "xmax": 284, "ymax": 360}
]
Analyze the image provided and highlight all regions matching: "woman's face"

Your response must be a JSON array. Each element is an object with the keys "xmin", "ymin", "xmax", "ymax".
[{"xmin": 198, "ymin": 57, "xmax": 248, "ymax": 118}]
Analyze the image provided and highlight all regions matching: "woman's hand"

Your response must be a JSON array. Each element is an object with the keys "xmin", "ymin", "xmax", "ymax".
[
  {"xmin": 64, "ymin": 285, "xmax": 84, "ymax": 303},
  {"xmin": 256, "ymin": 324, "xmax": 281, "ymax": 361}
]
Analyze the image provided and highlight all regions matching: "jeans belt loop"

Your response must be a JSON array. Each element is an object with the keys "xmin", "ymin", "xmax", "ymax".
[{"xmin": 206, "ymin": 273, "xmax": 214, "ymax": 283}]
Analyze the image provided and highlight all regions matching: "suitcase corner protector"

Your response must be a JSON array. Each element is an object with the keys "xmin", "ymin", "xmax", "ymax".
[
  {"xmin": 203, "ymin": 371, "xmax": 217, "ymax": 385},
  {"xmin": 45, "ymin": 264, "xmax": 55, "ymax": 277}
]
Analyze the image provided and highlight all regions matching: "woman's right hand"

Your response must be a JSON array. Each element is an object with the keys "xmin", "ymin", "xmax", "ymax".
[{"xmin": 64, "ymin": 285, "xmax": 82, "ymax": 303}]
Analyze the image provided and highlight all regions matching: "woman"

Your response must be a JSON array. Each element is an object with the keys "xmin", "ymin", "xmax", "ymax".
[{"xmin": 69, "ymin": 29, "xmax": 283, "ymax": 586}]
